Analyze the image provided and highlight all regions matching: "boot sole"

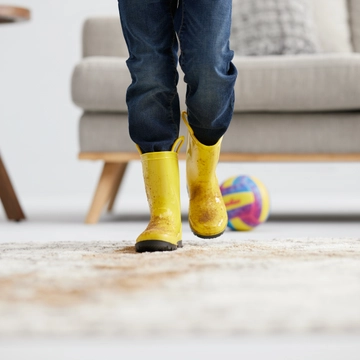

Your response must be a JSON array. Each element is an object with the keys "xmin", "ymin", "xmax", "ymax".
[
  {"xmin": 136, "ymin": 240, "xmax": 183, "ymax": 253},
  {"xmin": 190, "ymin": 227, "xmax": 225, "ymax": 239}
]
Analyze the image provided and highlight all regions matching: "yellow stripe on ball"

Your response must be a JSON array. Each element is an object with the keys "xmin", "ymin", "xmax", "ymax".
[
  {"xmin": 229, "ymin": 217, "xmax": 253, "ymax": 231},
  {"xmin": 221, "ymin": 176, "xmax": 237, "ymax": 188},
  {"xmin": 250, "ymin": 176, "xmax": 270, "ymax": 222},
  {"xmin": 222, "ymin": 191, "xmax": 254, "ymax": 211}
]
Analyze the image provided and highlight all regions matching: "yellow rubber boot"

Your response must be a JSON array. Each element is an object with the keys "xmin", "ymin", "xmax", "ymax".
[
  {"xmin": 182, "ymin": 111, "xmax": 227, "ymax": 238},
  {"xmin": 135, "ymin": 137, "xmax": 184, "ymax": 253}
]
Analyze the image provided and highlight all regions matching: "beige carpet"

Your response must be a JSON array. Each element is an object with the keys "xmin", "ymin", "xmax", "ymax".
[{"xmin": 0, "ymin": 238, "xmax": 359, "ymax": 336}]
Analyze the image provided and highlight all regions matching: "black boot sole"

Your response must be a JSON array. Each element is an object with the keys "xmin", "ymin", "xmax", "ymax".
[
  {"xmin": 136, "ymin": 240, "xmax": 183, "ymax": 253},
  {"xmin": 190, "ymin": 227, "xmax": 225, "ymax": 239}
]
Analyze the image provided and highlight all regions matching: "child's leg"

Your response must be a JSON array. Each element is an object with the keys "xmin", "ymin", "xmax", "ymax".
[
  {"xmin": 118, "ymin": 0, "xmax": 184, "ymax": 252},
  {"xmin": 177, "ymin": 0, "xmax": 237, "ymax": 146},
  {"xmin": 177, "ymin": 0, "xmax": 237, "ymax": 238},
  {"xmin": 118, "ymin": 0, "xmax": 180, "ymax": 153}
]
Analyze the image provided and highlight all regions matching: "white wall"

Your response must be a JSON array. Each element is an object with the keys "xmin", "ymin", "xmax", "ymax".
[
  {"xmin": 0, "ymin": 0, "xmax": 116, "ymax": 200},
  {"xmin": 1, "ymin": 0, "xmax": 360, "ymax": 216}
]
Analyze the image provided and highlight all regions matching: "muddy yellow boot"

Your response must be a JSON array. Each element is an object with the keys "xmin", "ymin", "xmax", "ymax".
[
  {"xmin": 135, "ymin": 137, "xmax": 184, "ymax": 253},
  {"xmin": 182, "ymin": 111, "xmax": 227, "ymax": 238}
]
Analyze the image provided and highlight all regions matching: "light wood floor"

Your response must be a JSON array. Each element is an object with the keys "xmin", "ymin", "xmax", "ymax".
[{"xmin": 1, "ymin": 198, "xmax": 359, "ymax": 242}]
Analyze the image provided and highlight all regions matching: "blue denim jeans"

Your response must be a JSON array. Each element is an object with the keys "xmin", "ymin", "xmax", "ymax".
[{"xmin": 118, "ymin": 0, "xmax": 237, "ymax": 152}]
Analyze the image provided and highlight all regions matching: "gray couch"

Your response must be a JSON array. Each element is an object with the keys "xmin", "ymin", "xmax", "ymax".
[{"xmin": 72, "ymin": 1, "xmax": 360, "ymax": 223}]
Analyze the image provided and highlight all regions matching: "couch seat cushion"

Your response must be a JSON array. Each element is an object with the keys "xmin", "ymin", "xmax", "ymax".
[
  {"xmin": 72, "ymin": 54, "xmax": 360, "ymax": 113},
  {"xmin": 79, "ymin": 112, "xmax": 360, "ymax": 154},
  {"xmin": 234, "ymin": 53, "xmax": 360, "ymax": 111}
]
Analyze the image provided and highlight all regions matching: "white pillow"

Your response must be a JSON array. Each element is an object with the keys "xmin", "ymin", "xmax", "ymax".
[{"xmin": 306, "ymin": 0, "xmax": 353, "ymax": 52}]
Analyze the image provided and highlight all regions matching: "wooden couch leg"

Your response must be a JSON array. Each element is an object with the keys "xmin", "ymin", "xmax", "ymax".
[
  {"xmin": 107, "ymin": 162, "xmax": 128, "ymax": 212},
  {"xmin": 85, "ymin": 162, "xmax": 125, "ymax": 224},
  {"xmin": 0, "ymin": 156, "xmax": 26, "ymax": 221}
]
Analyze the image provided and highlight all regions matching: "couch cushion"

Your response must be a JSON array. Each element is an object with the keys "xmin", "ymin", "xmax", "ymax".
[
  {"xmin": 309, "ymin": 0, "xmax": 353, "ymax": 53},
  {"xmin": 79, "ymin": 113, "xmax": 133, "ymax": 152},
  {"xmin": 231, "ymin": 0, "xmax": 353, "ymax": 55},
  {"xmin": 231, "ymin": 0, "xmax": 320, "ymax": 56},
  {"xmin": 224, "ymin": 112, "xmax": 360, "ymax": 153},
  {"xmin": 73, "ymin": 54, "xmax": 360, "ymax": 113},
  {"xmin": 234, "ymin": 53, "xmax": 360, "ymax": 111},
  {"xmin": 72, "ymin": 57, "xmax": 187, "ymax": 113},
  {"xmin": 79, "ymin": 112, "xmax": 360, "ymax": 154},
  {"xmin": 72, "ymin": 57, "xmax": 130, "ymax": 112},
  {"xmin": 83, "ymin": 17, "xmax": 127, "ymax": 58},
  {"xmin": 349, "ymin": 0, "xmax": 360, "ymax": 52}
]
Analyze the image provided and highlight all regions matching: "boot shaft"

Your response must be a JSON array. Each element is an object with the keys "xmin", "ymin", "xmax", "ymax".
[
  {"xmin": 135, "ymin": 137, "xmax": 184, "ymax": 251},
  {"xmin": 182, "ymin": 112, "xmax": 223, "ymax": 187},
  {"xmin": 140, "ymin": 151, "xmax": 181, "ymax": 215},
  {"xmin": 182, "ymin": 111, "xmax": 228, "ymax": 238}
]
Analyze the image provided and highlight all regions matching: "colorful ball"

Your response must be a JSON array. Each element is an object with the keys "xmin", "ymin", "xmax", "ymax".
[{"xmin": 220, "ymin": 175, "xmax": 270, "ymax": 231}]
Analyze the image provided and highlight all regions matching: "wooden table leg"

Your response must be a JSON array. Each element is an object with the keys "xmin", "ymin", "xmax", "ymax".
[{"xmin": 0, "ymin": 155, "xmax": 26, "ymax": 221}]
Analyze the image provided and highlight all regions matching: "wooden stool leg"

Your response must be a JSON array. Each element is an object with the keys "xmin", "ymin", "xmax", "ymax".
[
  {"xmin": 107, "ymin": 162, "xmax": 128, "ymax": 212},
  {"xmin": 85, "ymin": 162, "xmax": 122, "ymax": 224},
  {"xmin": 0, "ymin": 156, "xmax": 25, "ymax": 221}
]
